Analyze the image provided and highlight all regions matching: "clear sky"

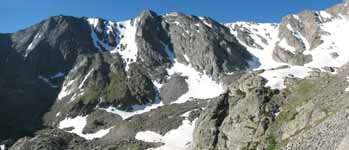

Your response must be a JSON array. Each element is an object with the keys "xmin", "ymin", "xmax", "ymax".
[{"xmin": 1, "ymin": 0, "xmax": 342, "ymax": 33}]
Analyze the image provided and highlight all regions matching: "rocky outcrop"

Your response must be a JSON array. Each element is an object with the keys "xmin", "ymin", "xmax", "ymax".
[
  {"xmin": 193, "ymin": 72, "xmax": 281, "ymax": 150},
  {"xmin": 193, "ymin": 64, "xmax": 349, "ymax": 150},
  {"xmin": 9, "ymin": 129, "xmax": 89, "ymax": 150},
  {"xmin": 272, "ymin": 46, "xmax": 312, "ymax": 65},
  {"xmin": 272, "ymin": 10, "xmax": 325, "ymax": 65},
  {"xmin": 160, "ymin": 74, "xmax": 189, "ymax": 105}
]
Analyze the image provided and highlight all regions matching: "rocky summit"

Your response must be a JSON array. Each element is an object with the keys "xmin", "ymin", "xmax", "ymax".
[{"xmin": 1, "ymin": 1, "xmax": 349, "ymax": 150}]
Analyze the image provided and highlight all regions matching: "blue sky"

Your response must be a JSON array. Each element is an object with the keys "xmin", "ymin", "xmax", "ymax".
[{"xmin": 1, "ymin": 0, "xmax": 342, "ymax": 33}]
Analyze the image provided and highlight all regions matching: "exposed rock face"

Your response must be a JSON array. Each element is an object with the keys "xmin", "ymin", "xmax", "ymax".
[
  {"xmin": 272, "ymin": 9, "xmax": 326, "ymax": 65},
  {"xmin": 160, "ymin": 74, "xmax": 189, "ymax": 105},
  {"xmin": 0, "ymin": 8, "xmax": 255, "ymax": 145},
  {"xmin": 193, "ymin": 65, "xmax": 349, "ymax": 150},
  {"xmin": 193, "ymin": 72, "xmax": 281, "ymax": 150},
  {"xmin": 134, "ymin": 10, "xmax": 254, "ymax": 80},
  {"xmin": 163, "ymin": 13, "xmax": 253, "ymax": 77},
  {"xmin": 272, "ymin": 46, "xmax": 313, "ymax": 66},
  {"xmin": 0, "ymin": 16, "xmax": 98, "ymax": 142}
]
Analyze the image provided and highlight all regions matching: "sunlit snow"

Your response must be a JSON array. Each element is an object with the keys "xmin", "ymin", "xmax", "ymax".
[
  {"xmin": 167, "ymin": 61, "xmax": 224, "ymax": 104},
  {"xmin": 110, "ymin": 19, "xmax": 139, "ymax": 71},
  {"xmin": 57, "ymin": 78, "xmax": 76, "ymax": 100},
  {"xmin": 227, "ymin": 15, "xmax": 349, "ymax": 89},
  {"xmin": 100, "ymin": 101, "xmax": 164, "ymax": 120},
  {"xmin": 58, "ymin": 115, "xmax": 112, "ymax": 140},
  {"xmin": 26, "ymin": 31, "xmax": 43, "ymax": 57},
  {"xmin": 136, "ymin": 111, "xmax": 196, "ymax": 150},
  {"xmin": 87, "ymin": 18, "xmax": 139, "ymax": 71},
  {"xmin": 260, "ymin": 67, "xmax": 311, "ymax": 89}
]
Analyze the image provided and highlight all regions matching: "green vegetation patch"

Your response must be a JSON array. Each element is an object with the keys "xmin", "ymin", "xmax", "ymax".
[
  {"xmin": 77, "ymin": 72, "xmax": 129, "ymax": 104},
  {"xmin": 275, "ymin": 80, "xmax": 320, "ymax": 125}
]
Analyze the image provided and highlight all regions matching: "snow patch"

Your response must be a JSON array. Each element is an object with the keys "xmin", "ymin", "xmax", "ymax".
[
  {"xmin": 136, "ymin": 118, "xmax": 197, "ymax": 150},
  {"xmin": 0, "ymin": 145, "xmax": 5, "ymax": 150},
  {"xmin": 304, "ymin": 17, "xmax": 349, "ymax": 69},
  {"xmin": 78, "ymin": 69, "xmax": 94, "ymax": 89},
  {"xmin": 26, "ymin": 31, "xmax": 43, "ymax": 57},
  {"xmin": 135, "ymin": 131, "xmax": 163, "ymax": 143},
  {"xmin": 183, "ymin": 54, "xmax": 190, "ymax": 62},
  {"xmin": 167, "ymin": 61, "xmax": 224, "ymax": 104},
  {"xmin": 51, "ymin": 72, "xmax": 64, "ymax": 79},
  {"xmin": 319, "ymin": 11, "xmax": 333, "ymax": 20},
  {"xmin": 58, "ymin": 78, "xmax": 76, "ymax": 100},
  {"xmin": 153, "ymin": 81, "xmax": 164, "ymax": 90},
  {"xmin": 166, "ymin": 12, "xmax": 179, "ymax": 17},
  {"xmin": 260, "ymin": 67, "xmax": 311, "ymax": 89},
  {"xmin": 87, "ymin": 18, "xmax": 99, "ymax": 28},
  {"xmin": 58, "ymin": 115, "xmax": 112, "ymax": 140},
  {"xmin": 161, "ymin": 41, "xmax": 176, "ymax": 62},
  {"xmin": 38, "ymin": 76, "xmax": 59, "ymax": 88},
  {"xmin": 278, "ymin": 38, "xmax": 297, "ymax": 53},
  {"xmin": 100, "ymin": 101, "xmax": 163, "ymax": 120},
  {"xmin": 199, "ymin": 17, "xmax": 212, "ymax": 28}
]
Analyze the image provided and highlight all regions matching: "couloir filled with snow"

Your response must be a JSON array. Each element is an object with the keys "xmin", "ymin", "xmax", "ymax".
[{"xmin": 87, "ymin": 18, "xmax": 139, "ymax": 71}]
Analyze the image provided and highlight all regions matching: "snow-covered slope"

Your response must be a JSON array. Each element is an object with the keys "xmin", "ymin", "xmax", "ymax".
[{"xmin": 226, "ymin": 11, "xmax": 349, "ymax": 89}]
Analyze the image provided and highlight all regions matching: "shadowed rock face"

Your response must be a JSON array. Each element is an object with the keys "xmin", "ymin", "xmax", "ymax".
[{"xmin": 0, "ymin": 16, "xmax": 98, "ymax": 142}]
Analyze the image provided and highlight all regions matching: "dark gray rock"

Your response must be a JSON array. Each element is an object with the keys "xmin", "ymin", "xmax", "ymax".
[
  {"xmin": 163, "ymin": 13, "xmax": 253, "ymax": 78},
  {"xmin": 95, "ymin": 99, "xmax": 207, "ymax": 146},
  {"xmin": 0, "ymin": 15, "xmax": 98, "ymax": 142},
  {"xmin": 232, "ymin": 24, "xmax": 264, "ymax": 49},
  {"xmin": 83, "ymin": 110, "xmax": 122, "ymax": 134},
  {"xmin": 160, "ymin": 74, "xmax": 189, "ymax": 105},
  {"xmin": 9, "ymin": 129, "xmax": 88, "ymax": 150}
]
